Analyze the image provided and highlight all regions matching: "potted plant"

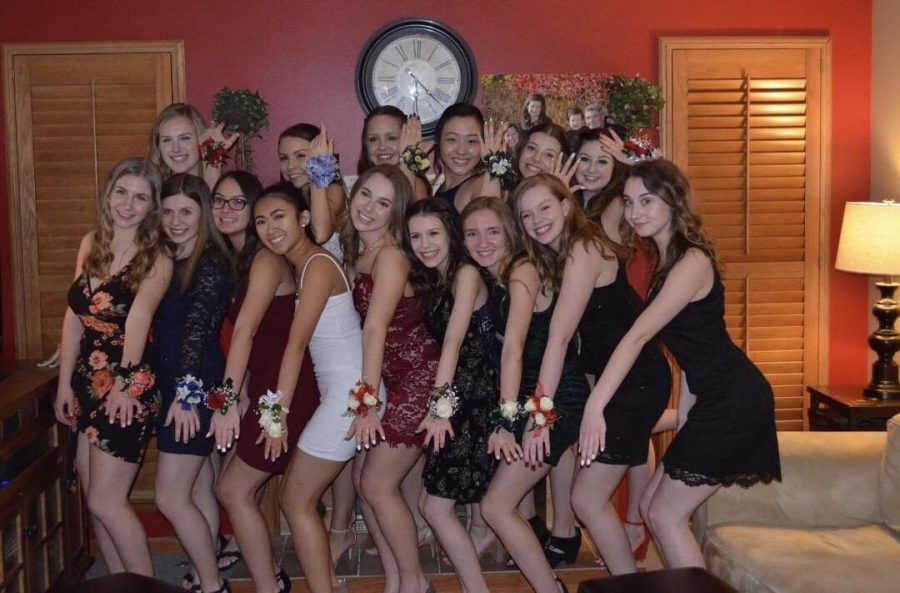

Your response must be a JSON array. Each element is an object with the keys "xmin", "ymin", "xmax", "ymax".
[{"xmin": 211, "ymin": 87, "xmax": 269, "ymax": 171}]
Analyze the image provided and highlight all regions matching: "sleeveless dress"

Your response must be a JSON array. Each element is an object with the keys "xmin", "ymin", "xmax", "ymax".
[
  {"xmin": 154, "ymin": 249, "xmax": 231, "ymax": 457},
  {"xmin": 491, "ymin": 288, "xmax": 589, "ymax": 466},
  {"xmin": 649, "ymin": 266, "xmax": 781, "ymax": 486},
  {"xmin": 230, "ymin": 284, "xmax": 320, "ymax": 474},
  {"xmin": 434, "ymin": 174, "xmax": 476, "ymax": 210},
  {"xmin": 577, "ymin": 263, "xmax": 672, "ymax": 465},
  {"xmin": 422, "ymin": 294, "xmax": 498, "ymax": 503},
  {"xmin": 68, "ymin": 262, "xmax": 160, "ymax": 463},
  {"xmin": 297, "ymin": 253, "xmax": 383, "ymax": 461},
  {"xmin": 352, "ymin": 273, "xmax": 439, "ymax": 447}
]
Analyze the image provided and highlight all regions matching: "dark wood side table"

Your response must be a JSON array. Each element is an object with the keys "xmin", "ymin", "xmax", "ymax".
[
  {"xmin": 577, "ymin": 567, "xmax": 738, "ymax": 593},
  {"xmin": 807, "ymin": 385, "xmax": 900, "ymax": 431}
]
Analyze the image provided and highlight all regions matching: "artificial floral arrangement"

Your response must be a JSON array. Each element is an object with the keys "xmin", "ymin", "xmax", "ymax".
[{"xmin": 211, "ymin": 87, "xmax": 269, "ymax": 171}]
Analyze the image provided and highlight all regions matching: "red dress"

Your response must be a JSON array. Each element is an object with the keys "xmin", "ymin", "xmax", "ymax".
[{"xmin": 352, "ymin": 273, "xmax": 439, "ymax": 447}]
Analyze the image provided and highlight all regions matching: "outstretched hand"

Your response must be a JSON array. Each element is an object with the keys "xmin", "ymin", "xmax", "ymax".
[
  {"xmin": 578, "ymin": 396, "xmax": 607, "ymax": 466},
  {"xmin": 416, "ymin": 417, "xmax": 454, "ymax": 453},
  {"xmin": 201, "ymin": 122, "xmax": 240, "ymax": 152},
  {"xmin": 400, "ymin": 115, "xmax": 423, "ymax": 149},
  {"xmin": 480, "ymin": 118, "xmax": 506, "ymax": 157},
  {"xmin": 310, "ymin": 123, "xmax": 335, "ymax": 157}
]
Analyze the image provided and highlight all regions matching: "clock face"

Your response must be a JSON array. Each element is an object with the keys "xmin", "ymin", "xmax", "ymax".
[{"xmin": 356, "ymin": 19, "xmax": 477, "ymax": 137}]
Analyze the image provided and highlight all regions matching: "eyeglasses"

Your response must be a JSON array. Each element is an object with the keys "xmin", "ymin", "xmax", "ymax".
[{"xmin": 212, "ymin": 196, "xmax": 248, "ymax": 211}]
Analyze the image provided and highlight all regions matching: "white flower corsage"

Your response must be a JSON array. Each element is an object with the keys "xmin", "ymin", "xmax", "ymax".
[
  {"xmin": 257, "ymin": 389, "xmax": 288, "ymax": 438},
  {"xmin": 346, "ymin": 380, "xmax": 381, "ymax": 417},
  {"xmin": 524, "ymin": 382, "xmax": 558, "ymax": 434},
  {"xmin": 427, "ymin": 383, "xmax": 460, "ymax": 421}
]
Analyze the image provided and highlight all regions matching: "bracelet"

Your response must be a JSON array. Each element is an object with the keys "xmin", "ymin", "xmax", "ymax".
[
  {"xmin": 305, "ymin": 154, "xmax": 339, "ymax": 188},
  {"xmin": 175, "ymin": 374, "xmax": 204, "ymax": 411},
  {"xmin": 427, "ymin": 383, "xmax": 459, "ymax": 420},
  {"xmin": 523, "ymin": 382, "xmax": 558, "ymax": 434},
  {"xmin": 400, "ymin": 145, "xmax": 430, "ymax": 173},
  {"xmin": 199, "ymin": 138, "xmax": 230, "ymax": 168},
  {"xmin": 345, "ymin": 380, "xmax": 381, "ymax": 417},
  {"xmin": 489, "ymin": 399, "xmax": 523, "ymax": 434},
  {"xmin": 205, "ymin": 378, "xmax": 239, "ymax": 415},
  {"xmin": 481, "ymin": 150, "xmax": 518, "ymax": 189},
  {"xmin": 257, "ymin": 389, "xmax": 288, "ymax": 438},
  {"xmin": 117, "ymin": 363, "xmax": 155, "ymax": 398}
]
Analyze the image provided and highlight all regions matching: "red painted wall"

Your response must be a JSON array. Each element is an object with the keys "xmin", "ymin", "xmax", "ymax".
[{"xmin": 0, "ymin": 0, "xmax": 871, "ymax": 384}]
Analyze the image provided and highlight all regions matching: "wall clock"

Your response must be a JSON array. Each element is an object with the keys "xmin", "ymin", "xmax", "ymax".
[{"xmin": 355, "ymin": 18, "xmax": 478, "ymax": 137}]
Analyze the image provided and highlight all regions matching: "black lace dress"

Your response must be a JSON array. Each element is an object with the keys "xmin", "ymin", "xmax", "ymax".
[
  {"xmin": 422, "ymin": 294, "xmax": 499, "ymax": 503},
  {"xmin": 153, "ymin": 249, "xmax": 232, "ymax": 456},
  {"xmin": 650, "ymin": 266, "xmax": 781, "ymax": 487}
]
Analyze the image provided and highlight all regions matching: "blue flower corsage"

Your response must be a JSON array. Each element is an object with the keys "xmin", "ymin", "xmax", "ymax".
[
  {"xmin": 175, "ymin": 374, "xmax": 205, "ymax": 411},
  {"xmin": 305, "ymin": 154, "xmax": 339, "ymax": 188}
]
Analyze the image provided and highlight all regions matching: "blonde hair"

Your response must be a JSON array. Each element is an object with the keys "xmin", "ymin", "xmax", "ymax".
[
  {"xmin": 149, "ymin": 103, "xmax": 206, "ymax": 179},
  {"xmin": 459, "ymin": 196, "xmax": 524, "ymax": 288},
  {"xmin": 83, "ymin": 158, "xmax": 164, "ymax": 293}
]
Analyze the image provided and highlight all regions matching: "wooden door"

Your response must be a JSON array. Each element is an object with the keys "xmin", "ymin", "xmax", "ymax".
[
  {"xmin": 3, "ymin": 42, "xmax": 185, "ymax": 359},
  {"xmin": 660, "ymin": 37, "xmax": 831, "ymax": 430}
]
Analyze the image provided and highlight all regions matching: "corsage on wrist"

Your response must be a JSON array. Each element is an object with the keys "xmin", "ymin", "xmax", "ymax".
[
  {"xmin": 199, "ymin": 138, "xmax": 230, "ymax": 168},
  {"xmin": 345, "ymin": 380, "xmax": 381, "ymax": 417},
  {"xmin": 524, "ymin": 382, "xmax": 558, "ymax": 434},
  {"xmin": 175, "ymin": 374, "xmax": 204, "ymax": 411},
  {"xmin": 305, "ymin": 154, "xmax": 339, "ymax": 188},
  {"xmin": 117, "ymin": 363, "xmax": 155, "ymax": 398},
  {"xmin": 401, "ymin": 145, "xmax": 430, "ymax": 173},
  {"xmin": 481, "ymin": 151, "xmax": 518, "ymax": 189},
  {"xmin": 257, "ymin": 389, "xmax": 288, "ymax": 438},
  {"xmin": 205, "ymin": 378, "xmax": 239, "ymax": 415},
  {"xmin": 427, "ymin": 383, "xmax": 459, "ymax": 421},
  {"xmin": 489, "ymin": 399, "xmax": 523, "ymax": 434}
]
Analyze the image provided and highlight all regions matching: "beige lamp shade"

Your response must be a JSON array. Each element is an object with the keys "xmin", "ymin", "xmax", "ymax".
[{"xmin": 835, "ymin": 200, "xmax": 900, "ymax": 275}]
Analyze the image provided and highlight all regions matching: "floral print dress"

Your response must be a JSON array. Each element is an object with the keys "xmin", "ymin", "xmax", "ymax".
[{"xmin": 68, "ymin": 262, "xmax": 160, "ymax": 463}]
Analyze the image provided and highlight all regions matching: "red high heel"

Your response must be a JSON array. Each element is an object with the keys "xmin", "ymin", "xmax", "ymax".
[{"xmin": 623, "ymin": 519, "xmax": 649, "ymax": 560}]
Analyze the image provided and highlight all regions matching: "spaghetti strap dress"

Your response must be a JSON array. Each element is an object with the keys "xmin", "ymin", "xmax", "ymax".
[
  {"xmin": 68, "ymin": 262, "xmax": 160, "ymax": 463},
  {"xmin": 649, "ymin": 265, "xmax": 781, "ymax": 486},
  {"xmin": 577, "ymin": 263, "xmax": 672, "ymax": 465},
  {"xmin": 352, "ymin": 272, "xmax": 439, "ymax": 447},
  {"xmin": 422, "ymin": 294, "xmax": 498, "ymax": 503}
]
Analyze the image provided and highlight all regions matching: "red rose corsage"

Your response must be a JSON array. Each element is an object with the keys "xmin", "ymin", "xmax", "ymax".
[
  {"xmin": 205, "ymin": 378, "xmax": 238, "ymax": 415},
  {"xmin": 523, "ymin": 381, "xmax": 558, "ymax": 435},
  {"xmin": 199, "ymin": 137, "xmax": 230, "ymax": 168},
  {"xmin": 346, "ymin": 380, "xmax": 381, "ymax": 417},
  {"xmin": 117, "ymin": 363, "xmax": 155, "ymax": 398}
]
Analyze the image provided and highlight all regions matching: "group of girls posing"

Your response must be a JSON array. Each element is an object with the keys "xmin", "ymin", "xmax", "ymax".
[{"xmin": 54, "ymin": 99, "xmax": 780, "ymax": 593}]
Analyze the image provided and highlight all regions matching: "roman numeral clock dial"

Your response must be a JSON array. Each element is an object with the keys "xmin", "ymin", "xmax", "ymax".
[{"xmin": 356, "ymin": 19, "xmax": 477, "ymax": 137}]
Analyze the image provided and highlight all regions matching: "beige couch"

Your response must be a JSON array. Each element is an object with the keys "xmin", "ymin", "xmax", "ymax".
[{"xmin": 692, "ymin": 413, "xmax": 900, "ymax": 593}]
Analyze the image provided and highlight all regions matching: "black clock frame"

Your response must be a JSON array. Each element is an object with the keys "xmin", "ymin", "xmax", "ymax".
[{"xmin": 355, "ymin": 18, "xmax": 478, "ymax": 137}]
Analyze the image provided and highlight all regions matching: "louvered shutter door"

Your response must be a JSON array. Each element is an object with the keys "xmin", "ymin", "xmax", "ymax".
[{"xmin": 663, "ymin": 39, "xmax": 828, "ymax": 430}]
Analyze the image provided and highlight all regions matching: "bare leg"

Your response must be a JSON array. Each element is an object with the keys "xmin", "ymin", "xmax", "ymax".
[
  {"xmin": 217, "ymin": 456, "xmax": 279, "ymax": 593},
  {"xmin": 401, "ymin": 454, "xmax": 428, "ymax": 536},
  {"xmin": 194, "ymin": 457, "xmax": 220, "ymax": 541},
  {"xmin": 467, "ymin": 503, "xmax": 499, "ymax": 558},
  {"xmin": 624, "ymin": 442, "xmax": 654, "ymax": 549},
  {"xmin": 421, "ymin": 494, "xmax": 488, "ymax": 593},
  {"xmin": 82, "ymin": 436, "xmax": 152, "ymax": 575},
  {"xmin": 353, "ymin": 453, "xmax": 398, "ymax": 593},
  {"xmin": 156, "ymin": 453, "xmax": 221, "ymax": 592},
  {"xmin": 481, "ymin": 461, "xmax": 557, "ymax": 593},
  {"xmin": 360, "ymin": 445, "xmax": 428, "ymax": 593},
  {"xmin": 328, "ymin": 462, "xmax": 357, "ymax": 563},
  {"xmin": 645, "ymin": 466, "xmax": 718, "ymax": 568},
  {"xmin": 75, "ymin": 433, "xmax": 124, "ymax": 573},
  {"xmin": 280, "ymin": 451, "xmax": 347, "ymax": 593},
  {"xmin": 572, "ymin": 463, "xmax": 635, "ymax": 574},
  {"xmin": 548, "ymin": 447, "xmax": 578, "ymax": 538}
]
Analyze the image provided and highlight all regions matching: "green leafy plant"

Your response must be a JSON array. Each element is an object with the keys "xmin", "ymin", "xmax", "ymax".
[
  {"xmin": 602, "ymin": 75, "xmax": 664, "ymax": 136},
  {"xmin": 211, "ymin": 88, "xmax": 269, "ymax": 171}
]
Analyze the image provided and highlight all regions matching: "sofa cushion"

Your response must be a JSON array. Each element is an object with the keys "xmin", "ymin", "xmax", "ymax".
[
  {"xmin": 883, "ymin": 413, "xmax": 900, "ymax": 533},
  {"xmin": 704, "ymin": 524, "xmax": 900, "ymax": 593}
]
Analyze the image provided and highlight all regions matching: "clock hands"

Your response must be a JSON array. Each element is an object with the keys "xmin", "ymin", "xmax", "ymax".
[{"xmin": 405, "ymin": 68, "xmax": 440, "ymax": 103}]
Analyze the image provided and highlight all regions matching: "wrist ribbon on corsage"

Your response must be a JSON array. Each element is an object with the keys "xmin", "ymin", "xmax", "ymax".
[
  {"xmin": 401, "ymin": 145, "xmax": 431, "ymax": 173},
  {"xmin": 175, "ymin": 374, "xmax": 204, "ymax": 411},
  {"xmin": 345, "ymin": 380, "xmax": 382, "ymax": 417},
  {"xmin": 205, "ymin": 378, "xmax": 239, "ymax": 415},
  {"xmin": 305, "ymin": 154, "xmax": 339, "ymax": 188},
  {"xmin": 523, "ymin": 381, "xmax": 558, "ymax": 435},
  {"xmin": 257, "ymin": 389, "xmax": 288, "ymax": 438},
  {"xmin": 116, "ymin": 363, "xmax": 155, "ymax": 398},
  {"xmin": 489, "ymin": 399, "xmax": 523, "ymax": 434},
  {"xmin": 481, "ymin": 151, "xmax": 518, "ymax": 189},
  {"xmin": 427, "ymin": 383, "xmax": 459, "ymax": 421},
  {"xmin": 199, "ymin": 138, "xmax": 230, "ymax": 168}
]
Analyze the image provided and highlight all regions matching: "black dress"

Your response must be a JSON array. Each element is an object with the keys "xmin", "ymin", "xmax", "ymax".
[
  {"xmin": 649, "ymin": 265, "xmax": 781, "ymax": 487},
  {"xmin": 422, "ymin": 294, "xmax": 498, "ymax": 503},
  {"xmin": 69, "ymin": 262, "xmax": 160, "ymax": 463},
  {"xmin": 492, "ymin": 288, "xmax": 589, "ymax": 466},
  {"xmin": 578, "ymin": 263, "xmax": 672, "ymax": 465},
  {"xmin": 153, "ymin": 249, "xmax": 231, "ymax": 457}
]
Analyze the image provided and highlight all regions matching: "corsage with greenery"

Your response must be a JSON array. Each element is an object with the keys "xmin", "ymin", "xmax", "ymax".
[
  {"xmin": 481, "ymin": 151, "xmax": 518, "ymax": 189},
  {"xmin": 305, "ymin": 154, "xmax": 339, "ymax": 188},
  {"xmin": 257, "ymin": 389, "xmax": 288, "ymax": 438},
  {"xmin": 346, "ymin": 380, "xmax": 381, "ymax": 417},
  {"xmin": 199, "ymin": 138, "xmax": 230, "ymax": 168},
  {"xmin": 205, "ymin": 378, "xmax": 239, "ymax": 415},
  {"xmin": 117, "ymin": 363, "xmax": 156, "ymax": 398},
  {"xmin": 427, "ymin": 383, "xmax": 459, "ymax": 421},
  {"xmin": 401, "ymin": 145, "xmax": 431, "ymax": 173},
  {"xmin": 489, "ymin": 399, "xmax": 523, "ymax": 434},
  {"xmin": 523, "ymin": 382, "xmax": 558, "ymax": 435},
  {"xmin": 175, "ymin": 374, "xmax": 204, "ymax": 411}
]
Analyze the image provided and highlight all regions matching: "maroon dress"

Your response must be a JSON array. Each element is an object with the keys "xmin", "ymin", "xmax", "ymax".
[
  {"xmin": 352, "ymin": 273, "xmax": 439, "ymax": 447},
  {"xmin": 230, "ymin": 289, "xmax": 320, "ymax": 473}
]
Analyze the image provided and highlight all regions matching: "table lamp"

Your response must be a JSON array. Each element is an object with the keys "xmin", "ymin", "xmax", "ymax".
[{"xmin": 835, "ymin": 199, "xmax": 900, "ymax": 399}]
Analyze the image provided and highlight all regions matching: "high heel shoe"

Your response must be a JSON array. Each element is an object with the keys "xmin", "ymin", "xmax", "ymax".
[
  {"xmin": 202, "ymin": 580, "xmax": 230, "ymax": 593},
  {"xmin": 216, "ymin": 534, "xmax": 242, "ymax": 571},
  {"xmin": 328, "ymin": 527, "xmax": 357, "ymax": 566},
  {"xmin": 275, "ymin": 568, "xmax": 292, "ymax": 593},
  {"xmin": 543, "ymin": 526, "xmax": 582, "ymax": 568},
  {"xmin": 527, "ymin": 515, "xmax": 550, "ymax": 546},
  {"xmin": 624, "ymin": 518, "xmax": 649, "ymax": 560}
]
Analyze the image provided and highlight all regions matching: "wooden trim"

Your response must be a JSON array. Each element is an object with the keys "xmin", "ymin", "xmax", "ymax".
[{"xmin": 2, "ymin": 41, "xmax": 185, "ymax": 358}]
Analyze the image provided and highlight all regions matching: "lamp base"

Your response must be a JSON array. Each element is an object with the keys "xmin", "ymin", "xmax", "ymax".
[
  {"xmin": 865, "ymin": 282, "xmax": 900, "ymax": 400},
  {"xmin": 863, "ymin": 383, "xmax": 900, "ymax": 400}
]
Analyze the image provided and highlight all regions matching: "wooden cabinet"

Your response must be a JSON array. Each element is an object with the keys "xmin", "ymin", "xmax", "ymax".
[{"xmin": 0, "ymin": 363, "xmax": 90, "ymax": 592}]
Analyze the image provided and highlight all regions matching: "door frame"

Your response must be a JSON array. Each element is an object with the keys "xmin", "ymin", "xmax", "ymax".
[{"xmin": 2, "ymin": 41, "xmax": 185, "ymax": 357}]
